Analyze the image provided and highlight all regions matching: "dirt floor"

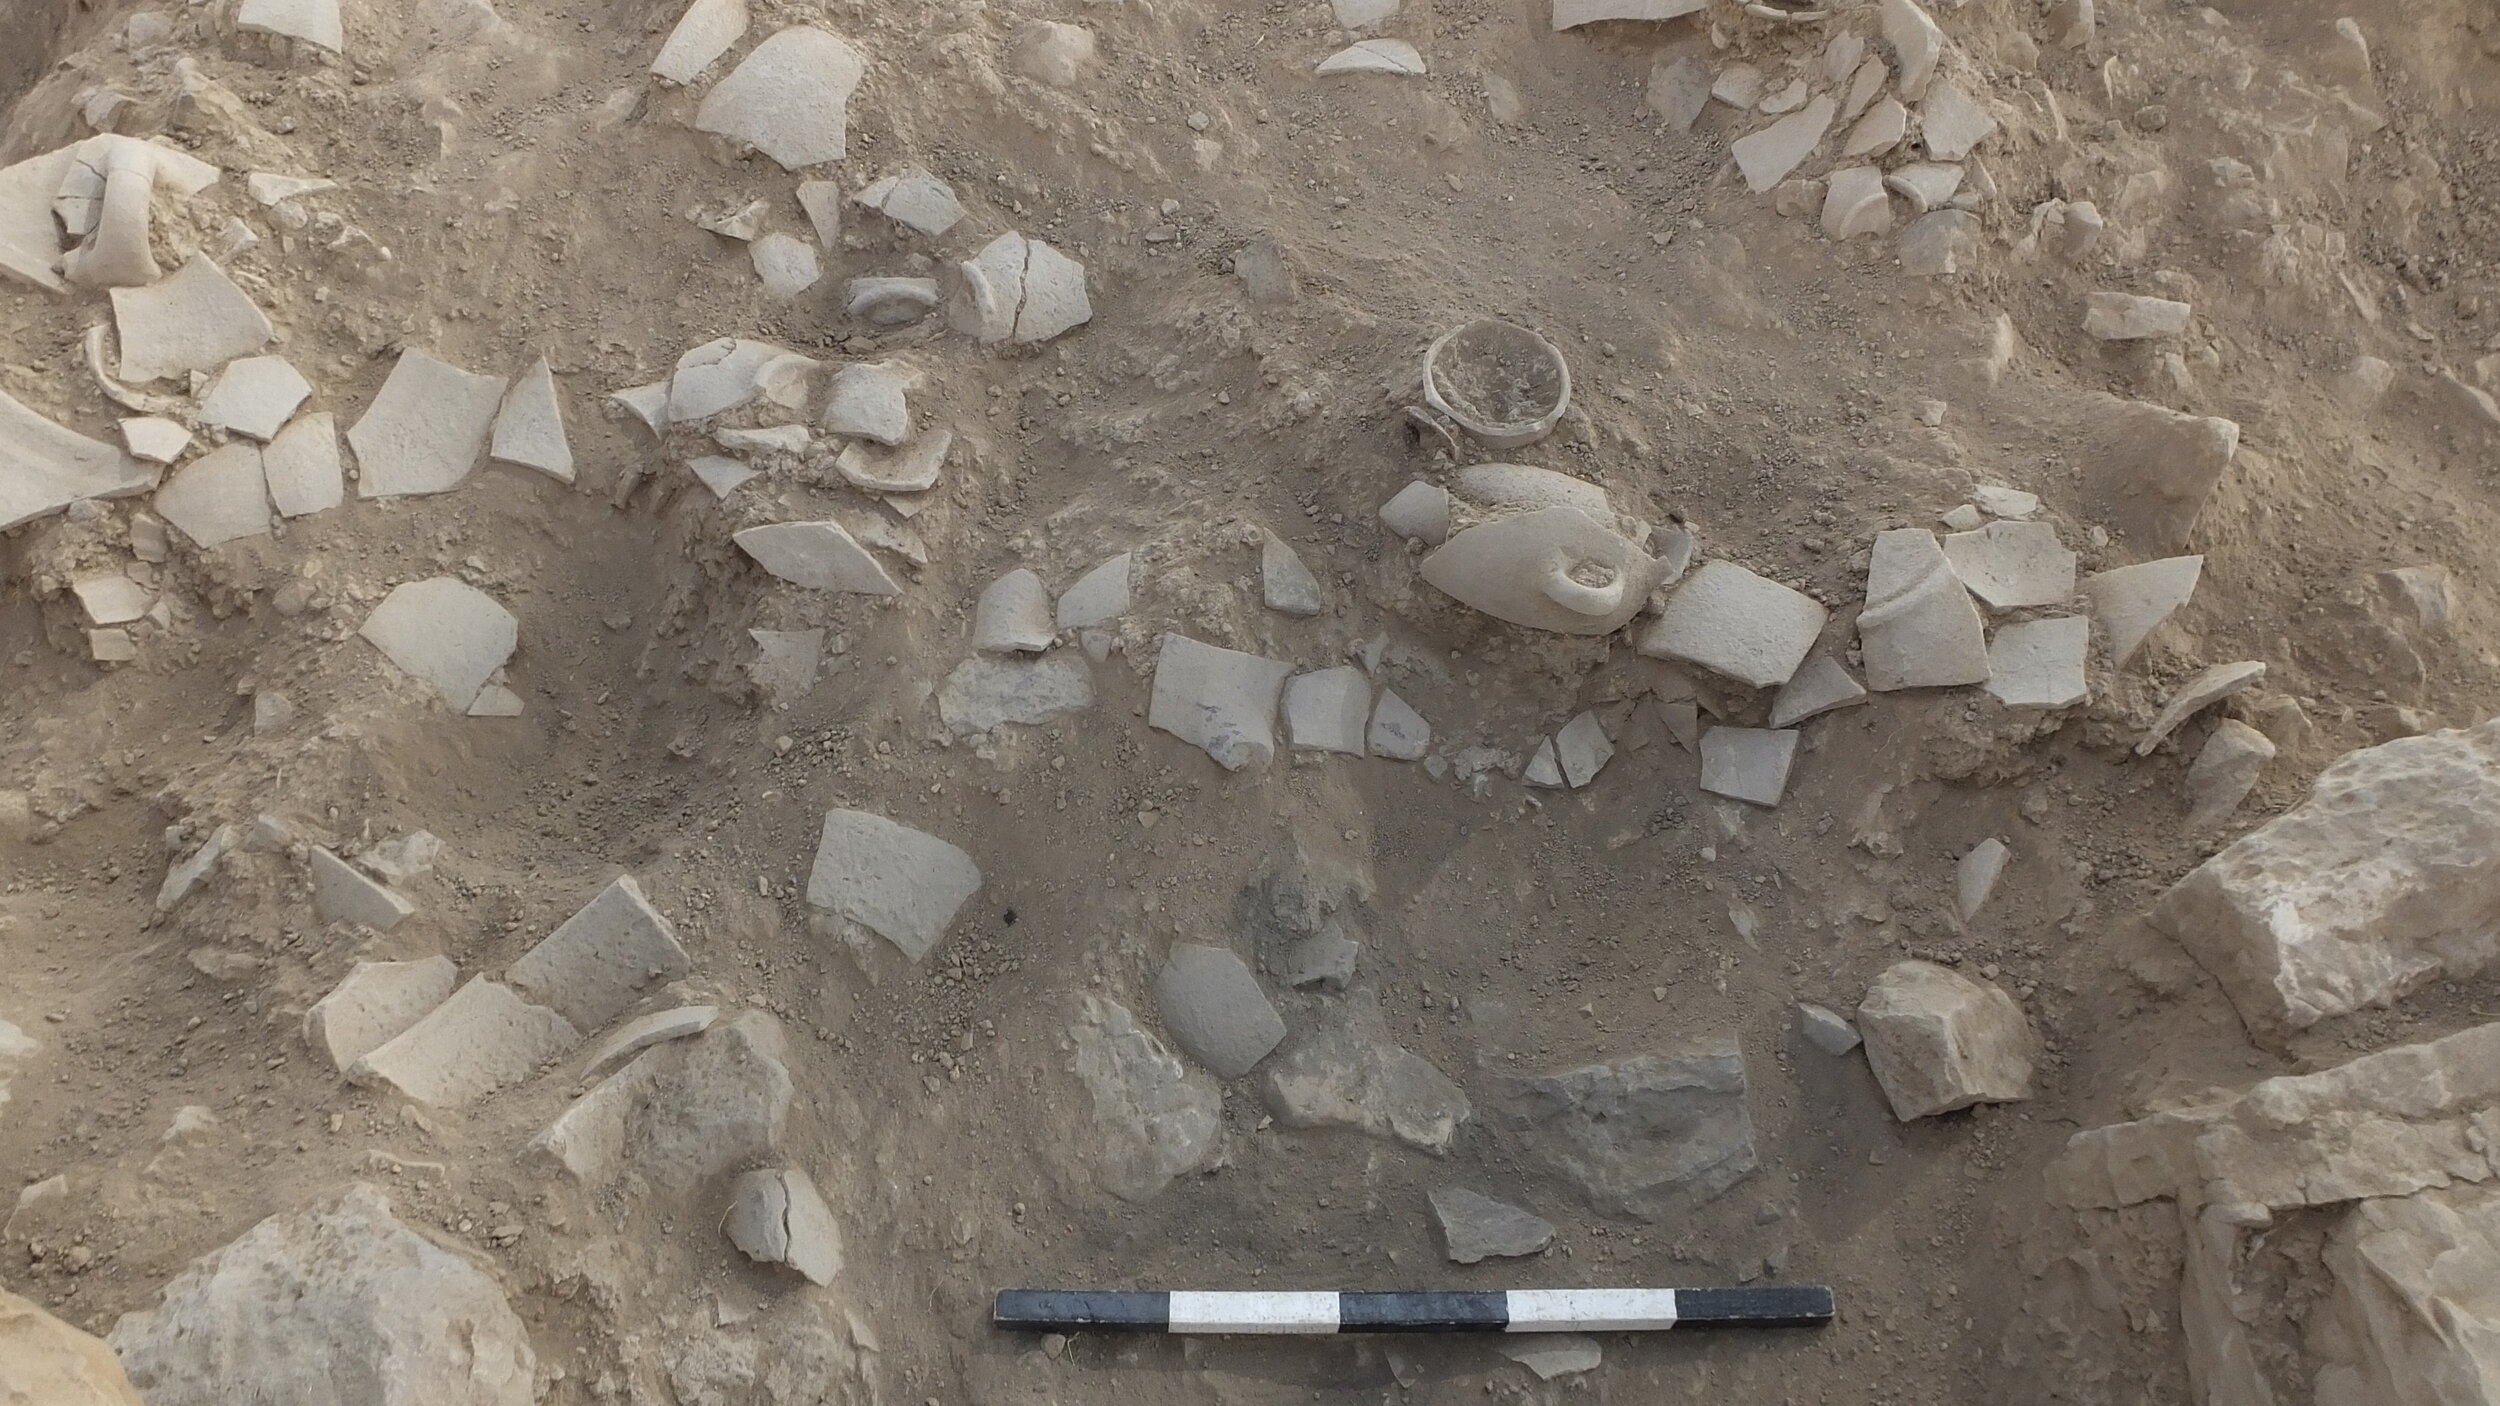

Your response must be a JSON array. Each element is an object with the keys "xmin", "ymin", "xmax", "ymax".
[{"xmin": 5, "ymin": 0, "xmax": 2500, "ymax": 1400}]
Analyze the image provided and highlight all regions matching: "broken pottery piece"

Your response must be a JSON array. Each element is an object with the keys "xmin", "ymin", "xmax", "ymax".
[
  {"xmin": 1797, "ymin": 1003, "xmax": 1860, "ymax": 1056},
  {"xmin": 1431, "ymin": 1187, "xmax": 1555, "ymax": 1264},
  {"xmin": 349, "ymin": 349, "xmax": 506, "ymax": 498},
  {"xmin": 716, "ymin": 424, "xmax": 809, "ymax": 456},
  {"xmin": 1769, "ymin": 656, "xmax": 1868, "ymax": 727},
  {"xmin": 110, "ymin": 257, "xmax": 271, "ymax": 383},
  {"xmin": 2136, "ymin": 661, "xmax": 2266, "ymax": 756},
  {"xmin": 668, "ymin": 338, "xmax": 813, "ymax": 422},
  {"xmin": 1284, "ymin": 666, "xmax": 1370, "ymax": 755},
  {"xmin": 154, "ymin": 443, "xmax": 271, "ymax": 547},
  {"xmin": 1379, "ymin": 481, "xmax": 1452, "ymax": 544},
  {"xmin": 837, "ymin": 430, "xmax": 950, "ymax": 494},
  {"xmin": 1639, "ymin": 560, "xmax": 1828, "ymax": 688},
  {"xmin": 1942, "ymin": 520, "xmax": 2077, "ymax": 610},
  {"xmin": 1699, "ymin": 727, "xmax": 1799, "ymax": 807},
  {"xmin": 805, "ymin": 809, "xmax": 983, "ymax": 961},
  {"xmin": 819, "ymin": 362, "xmax": 913, "ymax": 445},
  {"xmin": 157, "ymin": 825, "xmax": 237, "ymax": 912},
  {"xmin": 1984, "ymin": 616, "xmax": 2089, "ymax": 708},
  {"xmin": 751, "ymin": 234, "xmax": 821, "ymax": 302},
  {"xmin": 693, "ymin": 27, "xmax": 867, "ymax": 170},
  {"xmin": 1012, "ymin": 20, "xmax": 1098, "ymax": 86},
  {"xmin": 1368, "ymin": 690, "xmax": 1432, "ymax": 761},
  {"xmin": 1262, "ymin": 998, "xmax": 1469, "ymax": 1153},
  {"xmin": 747, "ymin": 628, "xmax": 823, "ymax": 705},
  {"xmin": 733, "ymin": 522, "xmax": 901, "ymax": 594},
  {"xmin": 1262, "ymin": 531, "xmax": 1325, "ymax": 617},
  {"xmin": 1016, "ymin": 240, "xmax": 1091, "ymax": 344},
  {"xmin": 1821, "ymin": 165, "xmax": 1891, "ymax": 239},
  {"xmin": 853, "ymin": 167, "xmax": 966, "ymax": 238},
  {"xmin": 357, "ymin": 577, "xmax": 519, "ymax": 712},
  {"xmin": 1426, "ymin": 323, "xmax": 1571, "ymax": 451},
  {"xmin": 2082, "ymin": 556, "xmax": 2202, "ymax": 668},
  {"xmin": 1957, "ymin": 838, "xmax": 2008, "ymax": 920},
  {"xmin": 1316, "ymin": 39, "xmax": 1426, "ymax": 76},
  {"xmin": 304, "ymin": 957, "xmax": 458, "ymax": 1071},
  {"xmin": 1732, "ymin": 97, "xmax": 1838, "ymax": 194},
  {"xmin": 1554, "ymin": 711, "xmax": 1613, "ymax": 787},
  {"xmin": 120, "ymin": 416, "xmax": 190, "ymax": 464},
  {"xmin": 844, "ymin": 276, "xmax": 940, "ymax": 326},
  {"xmin": 1840, "ymin": 102, "xmax": 1906, "ymax": 161},
  {"xmin": 489, "ymin": 358, "xmax": 573, "ymax": 484},
  {"xmin": 949, "ymin": 233, "xmax": 1090, "ymax": 345},
  {"xmin": 2083, "ymin": 292, "xmax": 2193, "ymax": 341},
  {"xmin": 347, "ymin": 977, "xmax": 579, "ymax": 1108},
  {"xmin": 1887, "ymin": 162, "xmax": 1964, "ymax": 214},
  {"xmin": 2186, "ymin": 719, "xmax": 2274, "ymax": 829},
  {"xmin": 584, "ymin": 1005, "xmax": 718, "ymax": 1077},
  {"xmin": 1, "ymin": 390, "xmax": 152, "ymax": 530},
  {"xmin": 1421, "ymin": 507, "xmax": 1667, "ymax": 637},
  {"xmin": 650, "ymin": 0, "xmax": 747, "ymax": 84},
  {"xmin": 1056, "ymin": 554, "xmax": 1131, "ymax": 630},
  {"xmin": 243, "ymin": 172, "xmax": 335, "ymax": 207},
  {"xmin": 1454, "ymin": 463, "xmax": 1609, "ymax": 519},
  {"xmin": 1502, "ymin": 1337, "xmax": 1603, "ymax": 1380},
  {"xmin": 1879, "ymin": 0, "xmax": 1943, "ymax": 99},
  {"xmin": 1919, "ymin": 80, "xmax": 1997, "ymax": 162},
  {"xmin": 1859, "ymin": 528, "xmax": 1989, "ymax": 690},
  {"xmin": 1551, "ymin": 0, "xmax": 1702, "ymax": 26},
  {"xmin": 1524, "ymin": 738, "xmax": 1566, "ymax": 789},
  {"xmin": 236, "ymin": 0, "xmax": 343, "ymax": 50},
  {"xmin": 1148, "ymin": 633, "xmax": 1292, "ymax": 771},
  {"xmin": 610, "ymin": 382, "xmax": 670, "ymax": 434},
  {"xmin": 197, "ymin": 356, "xmax": 309, "ymax": 442},
  {"xmin": 2082, "ymin": 400, "xmax": 2239, "ymax": 553},
  {"xmin": 507, "ymin": 877, "xmax": 692, "ymax": 1032},
  {"xmin": 686, "ymin": 455, "xmax": 758, "ymax": 499},
  {"xmin": 724, "ymin": 1168, "xmax": 842, "ymax": 1285},
  {"xmin": 972, "ymin": 569, "xmax": 1055, "ymax": 654},
  {"xmin": 1898, "ymin": 209, "xmax": 1981, "ymax": 276},
  {"xmin": 72, "ymin": 575, "xmax": 152, "ymax": 625},
  {"xmin": 308, "ymin": 847, "xmax": 414, "ymax": 931}
]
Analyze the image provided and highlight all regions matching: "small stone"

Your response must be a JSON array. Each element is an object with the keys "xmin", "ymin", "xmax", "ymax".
[
  {"xmin": 733, "ymin": 521, "xmax": 901, "ymax": 595},
  {"xmin": 1638, "ymin": 560, "xmax": 1829, "ymax": 689},
  {"xmin": 1796, "ymin": 1003, "xmax": 1860, "ymax": 1055},
  {"xmin": 1859, "ymin": 529, "xmax": 1989, "ymax": 690},
  {"xmin": 1429, "ymin": 1188, "xmax": 1555, "ymax": 1264},
  {"xmin": 747, "ymin": 628, "xmax": 822, "ymax": 706},
  {"xmin": 1919, "ymin": 80, "xmax": 1996, "ymax": 161},
  {"xmin": 844, "ymin": 276, "xmax": 939, "ymax": 326},
  {"xmin": 2138, "ymin": 661, "xmax": 2267, "ymax": 756},
  {"xmin": 2084, "ymin": 292, "xmax": 2193, "ymax": 341},
  {"xmin": 507, "ymin": 877, "xmax": 692, "ymax": 1031},
  {"xmin": 2186, "ymin": 719, "xmax": 2275, "ymax": 829},
  {"xmin": 197, "ymin": 356, "xmax": 310, "ymax": 442},
  {"xmin": 1699, "ymin": 727, "xmax": 1800, "ymax": 807},
  {"xmin": 820, "ymin": 362, "xmax": 913, "ymax": 445},
  {"xmin": 651, "ymin": 0, "xmax": 746, "ymax": 84},
  {"xmin": 1985, "ymin": 617, "xmax": 2090, "ymax": 709},
  {"xmin": 1284, "ymin": 667, "xmax": 1371, "ymax": 756},
  {"xmin": 109, "ymin": 255, "xmax": 271, "ymax": 383},
  {"xmin": 2084, "ymin": 402, "xmax": 2240, "ymax": 554},
  {"xmin": 972, "ymin": 568, "xmax": 1055, "ymax": 654},
  {"xmin": 805, "ymin": 809, "xmax": 983, "ymax": 961},
  {"xmin": 1057, "ymin": 554, "xmax": 1132, "ymax": 629},
  {"xmin": 262, "ymin": 412, "xmax": 343, "ymax": 517},
  {"xmin": 724, "ymin": 1168, "xmax": 842, "ymax": 1285},
  {"xmin": 1773, "ymin": 178, "xmax": 1825, "ymax": 220},
  {"xmin": 1732, "ymin": 97, "xmax": 1838, "ymax": 194},
  {"xmin": 2081, "ymin": 556, "xmax": 2202, "ymax": 669},
  {"xmin": 1840, "ymin": 100, "xmax": 1906, "ymax": 159},
  {"xmin": 1315, "ymin": 39, "xmax": 1426, "ymax": 76},
  {"xmin": 1821, "ymin": 165, "xmax": 1891, "ymax": 239},
  {"xmin": 488, "ymin": 358, "xmax": 573, "ymax": 485},
  {"xmin": 348, "ymin": 349, "xmax": 505, "ymax": 499},
  {"xmin": 1368, "ymin": 690, "xmax": 1432, "ymax": 761},
  {"xmin": 583, "ymin": 1005, "xmax": 718, "ymax": 1078},
  {"xmin": 1261, "ymin": 531, "xmax": 1325, "ymax": 616},
  {"xmin": 156, "ymin": 824, "xmax": 237, "ymax": 912},
  {"xmin": 1233, "ymin": 237, "xmax": 1297, "ymax": 303},
  {"xmin": 1957, "ymin": 838, "xmax": 2009, "ymax": 919},
  {"xmin": 1879, "ymin": 0, "xmax": 1944, "ymax": 100},
  {"xmin": 1769, "ymin": 657, "xmax": 1867, "ymax": 727},
  {"xmin": 1857, "ymin": 961, "xmax": 2033, "ymax": 1120},
  {"xmin": 697, "ymin": 201, "xmax": 769, "ymax": 245},
  {"xmin": 1148, "ymin": 633, "xmax": 1292, "ymax": 771},
  {"xmin": 251, "ymin": 689, "xmax": 293, "ymax": 733},
  {"xmin": 693, "ymin": 27, "xmax": 866, "ymax": 170},
  {"xmin": 1010, "ymin": 20, "xmax": 1096, "ymax": 87},
  {"xmin": 1378, "ymin": 481, "xmax": 1451, "ymax": 545},
  {"xmin": 155, "ymin": 442, "xmax": 270, "ymax": 548},
  {"xmin": 303, "ymin": 957, "xmax": 458, "ymax": 1072},
  {"xmin": 1155, "ymin": 945, "xmax": 1285, "ymax": 1078},
  {"xmin": 852, "ymin": 167, "xmax": 966, "ymax": 239},
  {"xmin": 1554, "ymin": 710, "xmax": 1613, "ymax": 787},
  {"xmin": 357, "ymin": 577, "xmax": 518, "ymax": 713},
  {"xmin": 1942, "ymin": 520, "xmax": 2076, "ymax": 610},
  {"xmin": 120, "ymin": 416, "xmax": 190, "ymax": 464},
  {"xmin": 72, "ymin": 575, "xmax": 151, "ymax": 625},
  {"xmin": 348, "ymin": 977, "xmax": 579, "ymax": 1108}
]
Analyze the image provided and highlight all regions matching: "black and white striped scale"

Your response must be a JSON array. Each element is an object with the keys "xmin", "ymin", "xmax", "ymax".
[{"xmin": 995, "ymin": 1285, "xmax": 1833, "ymax": 1335}]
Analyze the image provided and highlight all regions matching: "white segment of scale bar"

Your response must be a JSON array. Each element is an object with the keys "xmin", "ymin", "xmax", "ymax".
[
  {"xmin": 1504, "ymin": 1289, "xmax": 1680, "ymax": 1332},
  {"xmin": 1167, "ymin": 1291, "xmax": 1342, "ymax": 1334}
]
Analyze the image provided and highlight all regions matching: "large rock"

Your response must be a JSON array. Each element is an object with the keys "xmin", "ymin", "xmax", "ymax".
[
  {"xmin": 2317, "ymin": 1182, "xmax": 2500, "ymax": 1406},
  {"xmin": 2151, "ymin": 721, "xmax": 2500, "ymax": 1034},
  {"xmin": 0, "ymin": 1288, "xmax": 146, "ymax": 1405},
  {"xmin": 1261, "ymin": 998, "xmax": 1469, "ymax": 1153},
  {"xmin": 530, "ymin": 1010, "xmax": 793, "ymax": 1188},
  {"xmin": 1068, "ymin": 995, "xmax": 1222, "ymax": 1202},
  {"xmin": 108, "ymin": 1183, "xmax": 535, "ymax": 1406},
  {"xmin": 1504, "ymin": 1050, "xmax": 1757, "ymax": 1215},
  {"xmin": 1856, "ymin": 961, "xmax": 2032, "ymax": 1120}
]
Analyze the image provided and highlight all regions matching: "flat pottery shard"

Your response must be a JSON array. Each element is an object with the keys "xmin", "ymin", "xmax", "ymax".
[
  {"xmin": 1316, "ymin": 39, "xmax": 1426, "ymax": 76},
  {"xmin": 951, "ymin": 232, "xmax": 1027, "ymax": 343},
  {"xmin": 489, "ymin": 358, "xmax": 574, "ymax": 484},
  {"xmin": 836, "ymin": 430, "xmax": 949, "ymax": 496},
  {"xmin": 724, "ymin": 1169, "xmax": 842, "ymax": 1285},
  {"xmin": 347, "ymin": 977, "xmax": 580, "ymax": 1108},
  {"xmin": 1369, "ymin": 690, "xmax": 1433, "ymax": 760},
  {"xmin": 1887, "ymin": 161, "xmax": 1964, "ymax": 213},
  {"xmin": 1551, "ymin": 0, "xmax": 1703, "ymax": 26},
  {"xmin": 1148, "ymin": 633, "xmax": 1293, "ymax": 771},
  {"xmin": 972, "ymin": 568, "xmax": 1055, "ymax": 653},
  {"xmin": 938, "ymin": 656, "xmax": 1093, "ymax": 735},
  {"xmin": 1525, "ymin": 737, "xmax": 1566, "ymax": 789},
  {"xmin": 357, "ymin": 576, "xmax": 519, "ymax": 712},
  {"xmin": 650, "ymin": 0, "xmax": 747, "ymax": 84},
  {"xmin": 349, "ymin": 349, "xmax": 506, "ymax": 498},
  {"xmin": 610, "ymin": 382, "xmax": 670, "ymax": 433},
  {"xmin": 2137, "ymin": 661, "xmax": 2266, "ymax": 756},
  {"xmin": 687, "ymin": 455, "xmax": 758, "ymax": 499},
  {"xmin": 72, "ymin": 575, "xmax": 152, "ymax": 625},
  {"xmin": 1283, "ymin": 666, "xmax": 1370, "ymax": 755},
  {"xmin": 1941, "ymin": 520, "xmax": 2077, "ymax": 610},
  {"xmin": 1379, "ymin": 481, "xmax": 1452, "ymax": 544},
  {"xmin": 1260, "ymin": 998, "xmax": 1469, "ymax": 1152},
  {"xmin": 196, "ymin": 355, "xmax": 309, "ymax": 441},
  {"xmin": 154, "ymin": 442, "xmax": 270, "ymax": 547},
  {"xmin": 0, "ymin": 390, "xmax": 152, "ymax": 530},
  {"xmin": 2084, "ymin": 400, "xmax": 2239, "ymax": 552},
  {"xmin": 1502, "ymin": 1336, "xmax": 1602, "ymax": 1380},
  {"xmin": 1014, "ymin": 239, "xmax": 1091, "ymax": 344},
  {"xmin": 693, "ymin": 27, "xmax": 867, "ymax": 170},
  {"xmin": 1859, "ymin": 528, "xmax": 1990, "ymax": 690},
  {"xmin": 1638, "ymin": 560, "xmax": 1829, "ymax": 688},
  {"xmin": 751, "ymin": 234, "xmax": 821, "ymax": 302},
  {"xmin": 845, "ymin": 276, "xmax": 940, "ymax": 326},
  {"xmin": 1700, "ymin": 726, "xmax": 1799, "ymax": 807},
  {"xmin": 853, "ymin": 166, "xmax": 966, "ymax": 238},
  {"xmin": 2186, "ymin": 718, "xmax": 2274, "ymax": 829},
  {"xmin": 733, "ymin": 521, "xmax": 901, "ymax": 594},
  {"xmin": 1822, "ymin": 164, "xmax": 1892, "ymax": 238},
  {"xmin": 2083, "ymin": 555, "xmax": 2203, "ymax": 668},
  {"xmin": 309, "ymin": 847, "xmax": 415, "ymax": 931},
  {"xmin": 1070, "ymin": 994, "xmax": 1222, "ymax": 1202},
  {"xmin": 506, "ymin": 877, "xmax": 693, "ymax": 1032},
  {"xmin": 1880, "ymin": 0, "xmax": 1943, "ymax": 99},
  {"xmin": 304, "ymin": 957, "xmax": 458, "ymax": 1071},
  {"xmin": 1262, "ymin": 531, "xmax": 1325, "ymax": 617},
  {"xmin": 1769, "ymin": 656, "xmax": 1868, "ymax": 727},
  {"xmin": 261, "ymin": 412, "xmax": 342, "ymax": 517},
  {"xmin": 747, "ymin": 628, "xmax": 822, "ymax": 704},
  {"xmin": 1056, "ymin": 553, "xmax": 1132, "ymax": 629},
  {"xmin": 529, "ymin": 1011, "xmax": 791, "ymax": 1187},
  {"xmin": 1454, "ymin": 463, "xmax": 1611, "ymax": 518},
  {"xmin": 1919, "ymin": 80, "xmax": 1997, "ymax": 161},
  {"xmin": 820, "ymin": 362, "xmax": 913, "ymax": 445},
  {"xmin": 669, "ymin": 338, "xmax": 813, "ymax": 422},
  {"xmin": 1733, "ymin": 96, "xmax": 1838, "ymax": 194},
  {"xmin": 236, "ymin": 0, "xmax": 343, "ymax": 50},
  {"xmin": 110, "ymin": 256, "xmax": 272, "ymax": 382},
  {"xmin": 121, "ymin": 416, "xmax": 190, "ymax": 464},
  {"xmin": 1985, "ymin": 616, "xmax": 2090, "ymax": 708},
  {"xmin": 0, "ymin": 147, "xmax": 75, "ymax": 293},
  {"xmin": 584, "ymin": 1004, "xmax": 717, "ymax": 1077},
  {"xmin": 805, "ymin": 809, "xmax": 983, "ymax": 961},
  {"xmin": 1554, "ymin": 710, "xmax": 1613, "ymax": 787},
  {"xmin": 1421, "ymin": 507, "xmax": 1667, "ymax": 636},
  {"xmin": 1957, "ymin": 838, "xmax": 2009, "ymax": 919}
]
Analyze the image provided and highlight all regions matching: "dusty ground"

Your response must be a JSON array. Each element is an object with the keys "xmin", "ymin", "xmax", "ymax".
[{"xmin": 5, "ymin": 0, "xmax": 2500, "ymax": 1400}]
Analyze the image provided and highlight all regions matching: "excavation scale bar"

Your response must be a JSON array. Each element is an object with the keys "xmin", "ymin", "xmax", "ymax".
[{"xmin": 994, "ymin": 1286, "xmax": 1835, "ymax": 1335}]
